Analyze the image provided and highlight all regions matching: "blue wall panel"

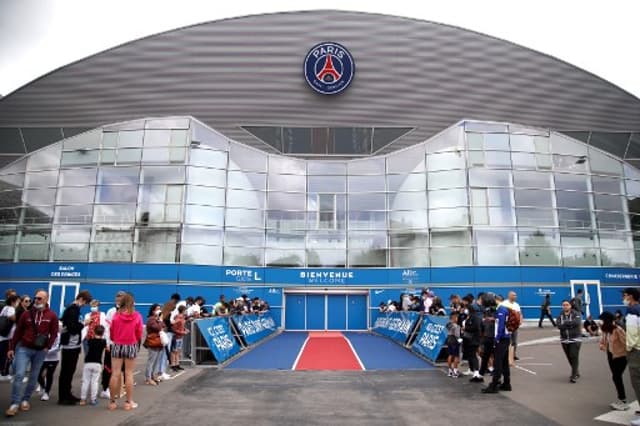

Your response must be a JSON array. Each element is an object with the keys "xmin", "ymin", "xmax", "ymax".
[
  {"xmin": 327, "ymin": 294, "xmax": 347, "ymax": 330},
  {"xmin": 430, "ymin": 267, "xmax": 474, "ymax": 283},
  {"xmin": 347, "ymin": 295, "xmax": 367, "ymax": 330},
  {"xmin": 285, "ymin": 294, "xmax": 305, "ymax": 330},
  {"xmin": 306, "ymin": 294, "xmax": 325, "ymax": 330},
  {"xmin": 475, "ymin": 267, "xmax": 520, "ymax": 283}
]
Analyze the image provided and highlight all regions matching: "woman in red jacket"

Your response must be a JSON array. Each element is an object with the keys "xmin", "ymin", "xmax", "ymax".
[{"xmin": 107, "ymin": 293, "xmax": 142, "ymax": 411}]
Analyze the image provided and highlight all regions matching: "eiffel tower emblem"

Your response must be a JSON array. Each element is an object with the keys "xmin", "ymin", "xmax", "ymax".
[{"xmin": 316, "ymin": 53, "xmax": 342, "ymax": 83}]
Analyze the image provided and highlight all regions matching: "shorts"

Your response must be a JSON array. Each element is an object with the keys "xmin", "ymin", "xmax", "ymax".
[
  {"xmin": 173, "ymin": 337, "xmax": 183, "ymax": 352},
  {"xmin": 447, "ymin": 343, "xmax": 460, "ymax": 356},
  {"xmin": 110, "ymin": 343, "xmax": 138, "ymax": 359}
]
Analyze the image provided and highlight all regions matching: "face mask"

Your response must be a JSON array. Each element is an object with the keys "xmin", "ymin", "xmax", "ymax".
[
  {"xmin": 34, "ymin": 303, "xmax": 44, "ymax": 310},
  {"xmin": 91, "ymin": 306, "xmax": 98, "ymax": 312},
  {"xmin": 624, "ymin": 299, "xmax": 630, "ymax": 306},
  {"xmin": 156, "ymin": 311, "xmax": 162, "ymax": 317}
]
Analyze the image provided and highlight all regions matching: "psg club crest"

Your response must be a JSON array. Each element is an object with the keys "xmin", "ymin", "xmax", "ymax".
[{"xmin": 304, "ymin": 42, "xmax": 355, "ymax": 95}]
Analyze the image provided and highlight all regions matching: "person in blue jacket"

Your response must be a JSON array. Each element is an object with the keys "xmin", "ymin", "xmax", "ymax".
[{"xmin": 482, "ymin": 299, "xmax": 512, "ymax": 393}]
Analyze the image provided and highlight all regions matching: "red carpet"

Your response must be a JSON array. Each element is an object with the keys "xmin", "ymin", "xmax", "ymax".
[{"xmin": 294, "ymin": 332, "xmax": 363, "ymax": 370}]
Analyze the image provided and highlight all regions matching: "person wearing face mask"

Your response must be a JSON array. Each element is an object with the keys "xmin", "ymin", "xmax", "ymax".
[
  {"xmin": 100, "ymin": 291, "xmax": 126, "ymax": 400},
  {"xmin": 58, "ymin": 290, "xmax": 92, "ymax": 405},
  {"xmin": 82, "ymin": 300, "xmax": 109, "ymax": 355},
  {"xmin": 144, "ymin": 304, "xmax": 164, "ymax": 386},
  {"xmin": 622, "ymin": 288, "xmax": 640, "ymax": 426},
  {"xmin": 5, "ymin": 290, "xmax": 59, "ymax": 417}
]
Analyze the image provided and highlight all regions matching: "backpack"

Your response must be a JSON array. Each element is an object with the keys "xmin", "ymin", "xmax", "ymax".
[{"xmin": 506, "ymin": 308, "xmax": 521, "ymax": 333}]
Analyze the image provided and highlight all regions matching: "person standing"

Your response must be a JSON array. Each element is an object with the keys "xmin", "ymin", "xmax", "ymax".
[
  {"xmin": 464, "ymin": 304, "xmax": 483, "ymax": 383},
  {"xmin": 82, "ymin": 299, "xmax": 108, "ymax": 354},
  {"xmin": 108, "ymin": 293, "xmax": 143, "ymax": 411},
  {"xmin": 36, "ymin": 331, "xmax": 60, "ymax": 402},
  {"xmin": 598, "ymin": 311, "xmax": 629, "ymax": 411},
  {"xmin": 100, "ymin": 291, "xmax": 125, "ymax": 399},
  {"xmin": 144, "ymin": 304, "xmax": 164, "ymax": 386},
  {"xmin": 482, "ymin": 298, "xmax": 512, "ymax": 393},
  {"xmin": 58, "ymin": 290, "xmax": 92, "ymax": 405},
  {"xmin": 0, "ymin": 294, "xmax": 20, "ymax": 381},
  {"xmin": 623, "ymin": 288, "xmax": 640, "ymax": 426},
  {"xmin": 538, "ymin": 294, "xmax": 556, "ymax": 328},
  {"xmin": 506, "ymin": 291, "xmax": 522, "ymax": 362},
  {"xmin": 479, "ymin": 296, "xmax": 497, "ymax": 379},
  {"xmin": 80, "ymin": 325, "xmax": 107, "ymax": 406},
  {"xmin": 557, "ymin": 300, "xmax": 582, "ymax": 383},
  {"xmin": 571, "ymin": 288, "xmax": 585, "ymax": 316},
  {"xmin": 5, "ymin": 290, "xmax": 59, "ymax": 417},
  {"xmin": 445, "ymin": 311, "xmax": 461, "ymax": 378}
]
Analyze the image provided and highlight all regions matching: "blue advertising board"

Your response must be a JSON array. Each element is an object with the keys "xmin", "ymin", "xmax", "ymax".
[
  {"xmin": 195, "ymin": 317, "xmax": 241, "ymax": 363},
  {"xmin": 232, "ymin": 312, "xmax": 277, "ymax": 345},
  {"xmin": 411, "ymin": 315, "xmax": 448, "ymax": 362},
  {"xmin": 373, "ymin": 311, "xmax": 421, "ymax": 344}
]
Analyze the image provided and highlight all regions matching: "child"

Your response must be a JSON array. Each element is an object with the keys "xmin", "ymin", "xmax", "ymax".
[
  {"xmin": 170, "ymin": 305, "xmax": 188, "ymax": 372},
  {"xmin": 446, "ymin": 311, "xmax": 462, "ymax": 378},
  {"xmin": 83, "ymin": 299, "xmax": 107, "ymax": 354},
  {"xmin": 80, "ymin": 325, "xmax": 107, "ymax": 406},
  {"xmin": 36, "ymin": 331, "xmax": 60, "ymax": 401}
]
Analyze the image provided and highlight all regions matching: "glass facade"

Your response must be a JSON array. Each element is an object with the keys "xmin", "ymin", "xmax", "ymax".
[{"xmin": 0, "ymin": 117, "xmax": 637, "ymax": 268}]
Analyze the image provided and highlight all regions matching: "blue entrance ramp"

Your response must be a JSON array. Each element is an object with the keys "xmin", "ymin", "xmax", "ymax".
[
  {"xmin": 343, "ymin": 332, "xmax": 433, "ymax": 370},
  {"xmin": 226, "ymin": 332, "xmax": 307, "ymax": 370}
]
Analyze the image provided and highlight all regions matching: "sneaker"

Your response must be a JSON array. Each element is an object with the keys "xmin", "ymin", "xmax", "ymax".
[
  {"xmin": 99, "ymin": 389, "xmax": 110, "ymax": 399},
  {"xmin": 40, "ymin": 393, "xmax": 49, "ymax": 401},
  {"xmin": 569, "ymin": 376, "xmax": 577, "ymax": 383},
  {"xmin": 0, "ymin": 375, "xmax": 12, "ymax": 382},
  {"xmin": 159, "ymin": 373, "xmax": 172, "ymax": 381},
  {"xmin": 447, "ymin": 369, "xmax": 453, "ymax": 377},
  {"xmin": 124, "ymin": 401, "xmax": 138, "ymax": 411},
  {"xmin": 35, "ymin": 384, "xmax": 42, "ymax": 394},
  {"xmin": 470, "ymin": 376, "xmax": 484, "ymax": 383},
  {"xmin": 610, "ymin": 400, "xmax": 629, "ymax": 411},
  {"xmin": 462, "ymin": 369, "xmax": 473, "ymax": 376},
  {"xmin": 19, "ymin": 401, "xmax": 30, "ymax": 411},
  {"xmin": 451, "ymin": 373, "xmax": 459, "ymax": 378},
  {"xmin": 89, "ymin": 400, "xmax": 99, "ymax": 406},
  {"xmin": 5, "ymin": 404, "xmax": 19, "ymax": 417}
]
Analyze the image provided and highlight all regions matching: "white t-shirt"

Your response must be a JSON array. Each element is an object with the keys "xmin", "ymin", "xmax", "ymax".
[
  {"xmin": 186, "ymin": 304, "xmax": 201, "ymax": 318},
  {"xmin": 0, "ymin": 306, "xmax": 16, "ymax": 341}
]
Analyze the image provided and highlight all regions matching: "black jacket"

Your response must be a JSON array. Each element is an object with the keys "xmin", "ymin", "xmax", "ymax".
[
  {"xmin": 557, "ymin": 310, "xmax": 582, "ymax": 342},
  {"xmin": 463, "ymin": 311, "xmax": 482, "ymax": 346},
  {"xmin": 60, "ymin": 303, "xmax": 83, "ymax": 346}
]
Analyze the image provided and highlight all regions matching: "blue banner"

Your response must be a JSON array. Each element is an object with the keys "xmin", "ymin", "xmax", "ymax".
[
  {"xmin": 232, "ymin": 312, "xmax": 277, "ymax": 345},
  {"xmin": 373, "ymin": 311, "xmax": 421, "ymax": 344},
  {"xmin": 195, "ymin": 317, "xmax": 241, "ymax": 363},
  {"xmin": 411, "ymin": 315, "xmax": 448, "ymax": 362}
]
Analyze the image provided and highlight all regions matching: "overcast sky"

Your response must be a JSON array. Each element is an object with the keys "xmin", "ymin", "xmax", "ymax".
[{"xmin": 0, "ymin": 0, "xmax": 638, "ymax": 98}]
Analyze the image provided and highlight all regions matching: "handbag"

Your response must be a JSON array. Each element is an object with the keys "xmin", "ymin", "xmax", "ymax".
[
  {"xmin": 159, "ymin": 330, "xmax": 170, "ymax": 347},
  {"xmin": 0, "ymin": 313, "xmax": 13, "ymax": 337},
  {"xmin": 143, "ymin": 332, "xmax": 162, "ymax": 348},
  {"xmin": 30, "ymin": 310, "xmax": 48, "ymax": 350}
]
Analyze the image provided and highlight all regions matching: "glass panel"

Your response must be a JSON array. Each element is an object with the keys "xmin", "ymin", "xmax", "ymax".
[
  {"xmin": 224, "ymin": 247, "xmax": 263, "ymax": 266},
  {"xmin": 592, "ymin": 176, "xmax": 623, "ymax": 194},
  {"xmin": 62, "ymin": 130, "xmax": 101, "ymax": 150},
  {"xmin": 550, "ymin": 133, "xmax": 588, "ymax": 156},
  {"xmin": 309, "ymin": 175, "xmax": 346, "ymax": 193},
  {"xmin": 562, "ymin": 247, "xmax": 599, "ymax": 266},
  {"xmin": 141, "ymin": 147, "xmax": 186, "ymax": 163},
  {"xmin": 0, "ymin": 171, "xmax": 25, "ymax": 191},
  {"xmin": 475, "ymin": 246, "xmax": 517, "ymax": 266},
  {"xmin": 51, "ymin": 226, "xmax": 90, "ymax": 261},
  {"xmin": 556, "ymin": 191, "xmax": 590, "ymax": 209},
  {"xmin": 388, "ymin": 192, "xmax": 427, "ymax": 211},
  {"xmin": 229, "ymin": 143, "xmax": 267, "ymax": 172},
  {"xmin": 589, "ymin": 132, "xmax": 630, "ymax": 158},
  {"xmin": 428, "ymin": 189, "xmax": 467, "ymax": 209},
  {"xmin": 182, "ymin": 226, "xmax": 222, "ymax": 245},
  {"xmin": 189, "ymin": 147, "xmax": 227, "ymax": 168},
  {"xmin": 266, "ymin": 231, "xmax": 305, "ymax": 248},
  {"xmin": 268, "ymin": 156, "xmax": 306, "ymax": 175},
  {"xmin": 98, "ymin": 166, "xmax": 139, "ymax": 185},
  {"xmin": 428, "ymin": 170, "xmax": 466, "ymax": 189},
  {"xmin": 590, "ymin": 150, "xmax": 623, "ymax": 176},
  {"xmin": 429, "ymin": 208, "xmax": 469, "ymax": 227},
  {"xmin": 468, "ymin": 169, "xmax": 511, "ymax": 187},
  {"xmin": 389, "ymin": 248, "xmax": 429, "ymax": 267},
  {"xmin": 58, "ymin": 168, "xmax": 97, "ymax": 187},
  {"xmin": 308, "ymin": 162, "xmax": 346, "ymax": 175},
  {"xmin": 0, "ymin": 208, "xmax": 22, "ymax": 225},
  {"xmin": 484, "ymin": 151, "xmax": 511, "ymax": 168},
  {"xmin": 23, "ymin": 188, "xmax": 56, "ymax": 206},
  {"xmin": 57, "ymin": 186, "xmax": 95, "ymax": 205},
  {"xmin": 22, "ymin": 206, "xmax": 53, "ymax": 224},
  {"xmin": 268, "ymin": 174, "xmax": 305, "ymax": 192},
  {"xmin": 25, "ymin": 171, "xmax": 58, "ymax": 188},
  {"xmin": 513, "ymin": 171, "xmax": 552, "ymax": 189},
  {"xmin": 348, "ymin": 193, "xmax": 385, "ymax": 210},
  {"xmin": 96, "ymin": 185, "xmax": 137, "ymax": 203},
  {"xmin": 516, "ymin": 208, "xmax": 556, "ymax": 227},
  {"xmin": 427, "ymin": 126, "xmax": 464, "ymax": 154},
  {"xmin": 431, "ymin": 247, "xmax": 472, "ymax": 266},
  {"xmin": 266, "ymin": 211, "xmax": 307, "ymax": 231},
  {"xmin": 426, "ymin": 151, "xmax": 465, "ymax": 171},
  {"xmin": 170, "ymin": 129, "xmax": 189, "ymax": 146},
  {"xmin": 601, "ymin": 249, "xmax": 634, "ymax": 267},
  {"xmin": 102, "ymin": 132, "xmax": 118, "ymax": 148},
  {"xmin": 117, "ymin": 130, "xmax": 144, "ymax": 147},
  {"xmin": 348, "ymin": 248, "xmax": 387, "ymax": 267},
  {"xmin": 596, "ymin": 211, "xmax": 627, "ymax": 231},
  {"xmin": 386, "ymin": 173, "xmax": 425, "ymax": 192},
  {"xmin": 515, "ymin": 189, "xmax": 553, "ymax": 208},
  {"xmin": 93, "ymin": 204, "xmax": 136, "ymax": 224},
  {"xmin": 227, "ymin": 171, "xmax": 266, "ymax": 191},
  {"xmin": 554, "ymin": 173, "xmax": 589, "ymax": 191},
  {"xmin": 184, "ymin": 205, "xmax": 224, "ymax": 226},
  {"xmin": 465, "ymin": 122, "xmax": 508, "ymax": 133},
  {"xmin": 348, "ymin": 211, "xmax": 387, "ymax": 230},
  {"xmin": 265, "ymin": 249, "xmax": 305, "ymax": 267},
  {"xmin": 61, "ymin": 150, "xmax": 98, "ymax": 167},
  {"xmin": 512, "ymin": 152, "xmax": 552, "ymax": 170},
  {"xmin": 191, "ymin": 121, "xmax": 228, "ymax": 150},
  {"xmin": 306, "ymin": 249, "xmax": 346, "ymax": 267},
  {"xmin": 558, "ymin": 209, "xmax": 592, "ymax": 229},
  {"xmin": 17, "ymin": 229, "xmax": 51, "ymax": 260},
  {"xmin": 225, "ymin": 208, "xmax": 263, "ymax": 228},
  {"xmin": 594, "ymin": 194, "xmax": 624, "ymax": 212},
  {"xmin": 54, "ymin": 205, "xmax": 93, "ymax": 224},
  {"xmin": 186, "ymin": 186, "xmax": 225, "ymax": 206},
  {"xmin": 186, "ymin": 166, "xmax": 225, "ymax": 186},
  {"xmin": 519, "ymin": 244, "xmax": 561, "ymax": 265},
  {"xmin": 348, "ymin": 158, "xmax": 385, "ymax": 175},
  {"xmin": 307, "ymin": 231, "xmax": 346, "ymax": 249},
  {"xmin": 224, "ymin": 229, "xmax": 264, "ymax": 247},
  {"xmin": 387, "ymin": 145, "xmax": 426, "ymax": 173},
  {"xmin": 267, "ymin": 192, "xmax": 304, "ymax": 210},
  {"xmin": 134, "ymin": 229, "xmax": 178, "ymax": 263},
  {"xmin": 27, "ymin": 145, "xmax": 61, "ymax": 171},
  {"xmin": 144, "ymin": 129, "xmax": 171, "ymax": 147},
  {"xmin": 510, "ymin": 134, "xmax": 536, "ymax": 152},
  {"xmin": 348, "ymin": 175, "xmax": 385, "ymax": 192},
  {"xmin": 390, "ymin": 232, "xmax": 429, "ymax": 248},
  {"xmin": 180, "ymin": 245, "xmax": 222, "ymax": 265}
]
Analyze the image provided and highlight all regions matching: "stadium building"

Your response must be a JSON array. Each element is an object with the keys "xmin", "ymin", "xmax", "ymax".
[{"xmin": 1, "ymin": 10, "xmax": 639, "ymax": 328}]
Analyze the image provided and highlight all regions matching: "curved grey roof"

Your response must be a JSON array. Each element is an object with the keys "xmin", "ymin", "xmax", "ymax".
[{"xmin": 0, "ymin": 10, "xmax": 639, "ymax": 161}]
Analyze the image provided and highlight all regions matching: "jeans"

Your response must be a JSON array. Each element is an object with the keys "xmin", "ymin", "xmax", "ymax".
[
  {"xmin": 146, "ymin": 348, "xmax": 163, "ymax": 380},
  {"xmin": 58, "ymin": 348, "xmax": 81, "ymax": 400},
  {"xmin": 538, "ymin": 310, "xmax": 556, "ymax": 327},
  {"xmin": 490, "ymin": 338, "xmax": 511, "ymax": 387},
  {"xmin": 81, "ymin": 362, "xmax": 102, "ymax": 402},
  {"xmin": 11, "ymin": 344, "xmax": 46, "ymax": 404},
  {"xmin": 561, "ymin": 342, "xmax": 581, "ymax": 378},
  {"xmin": 607, "ymin": 351, "xmax": 627, "ymax": 401},
  {"xmin": 627, "ymin": 349, "xmax": 640, "ymax": 403},
  {"xmin": 158, "ymin": 342, "xmax": 171, "ymax": 375},
  {"xmin": 37, "ymin": 361, "xmax": 58, "ymax": 394}
]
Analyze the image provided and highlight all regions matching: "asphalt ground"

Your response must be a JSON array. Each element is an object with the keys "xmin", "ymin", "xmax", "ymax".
[{"xmin": 0, "ymin": 326, "xmax": 636, "ymax": 426}]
